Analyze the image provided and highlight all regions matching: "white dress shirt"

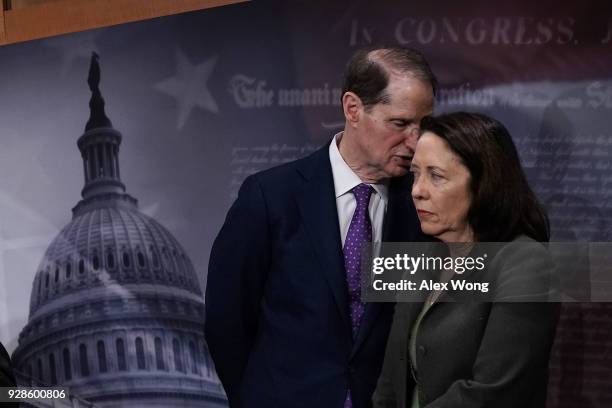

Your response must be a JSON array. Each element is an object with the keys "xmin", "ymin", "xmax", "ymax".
[{"xmin": 328, "ymin": 132, "xmax": 388, "ymax": 247}]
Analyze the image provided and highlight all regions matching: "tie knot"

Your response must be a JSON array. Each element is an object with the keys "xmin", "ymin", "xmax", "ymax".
[{"xmin": 352, "ymin": 183, "xmax": 373, "ymax": 208}]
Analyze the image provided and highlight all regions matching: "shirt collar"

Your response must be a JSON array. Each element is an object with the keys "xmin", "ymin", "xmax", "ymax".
[{"xmin": 328, "ymin": 132, "xmax": 388, "ymax": 202}]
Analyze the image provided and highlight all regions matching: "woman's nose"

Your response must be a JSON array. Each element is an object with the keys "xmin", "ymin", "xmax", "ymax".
[{"xmin": 412, "ymin": 176, "xmax": 426, "ymax": 200}]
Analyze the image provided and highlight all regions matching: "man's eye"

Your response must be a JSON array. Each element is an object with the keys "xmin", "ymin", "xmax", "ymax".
[
  {"xmin": 392, "ymin": 120, "xmax": 407, "ymax": 128},
  {"xmin": 431, "ymin": 173, "xmax": 444, "ymax": 181}
]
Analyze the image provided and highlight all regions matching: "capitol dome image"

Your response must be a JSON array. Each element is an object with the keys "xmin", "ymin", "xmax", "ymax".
[{"xmin": 11, "ymin": 53, "xmax": 227, "ymax": 408}]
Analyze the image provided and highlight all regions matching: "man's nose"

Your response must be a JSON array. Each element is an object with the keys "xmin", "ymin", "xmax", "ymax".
[{"xmin": 404, "ymin": 126, "xmax": 419, "ymax": 151}]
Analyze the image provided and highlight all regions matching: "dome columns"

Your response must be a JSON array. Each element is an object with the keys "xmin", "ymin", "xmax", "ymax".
[{"xmin": 77, "ymin": 127, "xmax": 126, "ymax": 200}]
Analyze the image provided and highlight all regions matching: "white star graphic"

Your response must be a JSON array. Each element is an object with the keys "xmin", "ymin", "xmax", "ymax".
[
  {"xmin": 42, "ymin": 31, "xmax": 100, "ymax": 76},
  {"xmin": 154, "ymin": 50, "xmax": 219, "ymax": 130}
]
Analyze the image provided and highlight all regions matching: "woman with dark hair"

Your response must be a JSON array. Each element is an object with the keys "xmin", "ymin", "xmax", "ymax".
[
  {"xmin": 373, "ymin": 112, "xmax": 559, "ymax": 408},
  {"xmin": 0, "ymin": 341, "xmax": 16, "ymax": 387}
]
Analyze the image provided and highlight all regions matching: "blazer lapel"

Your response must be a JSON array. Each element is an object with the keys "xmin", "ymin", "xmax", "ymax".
[
  {"xmin": 352, "ymin": 174, "xmax": 421, "ymax": 356},
  {"xmin": 383, "ymin": 174, "xmax": 420, "ymax": 242},
  {"xmin": 295, "ymin": 145, "xmax": 352, "ymax": 338}
]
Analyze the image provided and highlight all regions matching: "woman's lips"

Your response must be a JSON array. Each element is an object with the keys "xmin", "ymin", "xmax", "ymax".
[{"xmin": 417, "ymin": 209, "xmax": 434, "ymax": 217}]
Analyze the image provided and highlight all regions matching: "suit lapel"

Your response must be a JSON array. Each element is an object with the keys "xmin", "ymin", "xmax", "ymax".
[
  {"xmin": 295, "ymin": 151, "xmax": 425, "ymax": 354},
  {"xmin": 383, "ymin": 174, "xmax": 420, "ymax": 242},
  {"xmin": 352, "ymin": 174, "xmax": 421, "ymax": 357},
  {"xmin": 295, "ymin": 145, "xmax": 352, "ymax": 338}
]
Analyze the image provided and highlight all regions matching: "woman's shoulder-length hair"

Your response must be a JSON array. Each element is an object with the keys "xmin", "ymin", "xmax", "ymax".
[{"xmin": 419, "ymin": 112, "xmax": 550, "ymax": 242}]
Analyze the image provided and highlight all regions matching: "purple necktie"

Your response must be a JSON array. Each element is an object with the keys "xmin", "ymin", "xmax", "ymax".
[{"xmin": 343, "ymin": 183, "xmax": 373, "ymax": 408}]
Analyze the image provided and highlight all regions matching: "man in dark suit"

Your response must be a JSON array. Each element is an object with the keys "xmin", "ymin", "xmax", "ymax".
[
  {"xmin": 0, "ymin": 342, "xmax": 16, "ymax": 387},
  {"xmin": 205, "ymin": 47, "xmax": 436, "ymax": 408}
]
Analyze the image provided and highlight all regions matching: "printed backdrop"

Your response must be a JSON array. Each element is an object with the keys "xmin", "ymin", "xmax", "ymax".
[{"xmin": 0, "ymin": 0, "xmax": 611, "ymax": 406}]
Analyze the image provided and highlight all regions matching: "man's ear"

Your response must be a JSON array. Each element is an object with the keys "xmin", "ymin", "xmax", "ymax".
[{"xmin": 342, "ymin": 92, "xmax": 363, "ymax": 127}]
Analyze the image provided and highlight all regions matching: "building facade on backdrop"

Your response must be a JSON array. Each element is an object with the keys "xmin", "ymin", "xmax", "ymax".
[{"xmin": 11, "ymin": 54, "xmax": 227, "ymax": 408}]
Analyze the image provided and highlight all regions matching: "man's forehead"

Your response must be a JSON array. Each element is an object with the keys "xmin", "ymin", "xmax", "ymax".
[
  {"xmin": 386, "ymin": 74, "xmax": 432, "ymax": 94},
  {"xmin": 385, "ymin": 77, "xmax": 432, "ymax": 104}
]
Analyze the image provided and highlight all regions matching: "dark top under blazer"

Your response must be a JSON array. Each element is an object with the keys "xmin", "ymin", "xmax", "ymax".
[
  {"xmin": 0, "ymin": 342, "xmax": 16, "ymax": 387},
  {"xmin": 205, "ymin": 143, "xmax": 422, "ymax": 408},
  {"xmin": 372, "ymin": 237, "xmax": 560, "ymax": 408}
]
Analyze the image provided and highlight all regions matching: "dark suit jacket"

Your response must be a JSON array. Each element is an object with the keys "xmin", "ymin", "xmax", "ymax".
[
  {"xmin": 205, "ymin": 143, "xmax": 422, "ymax": 408},
  {"xmin": 0, "ymin": 342, "xmax": 16, "ymax": 387},
  {"xmin": 373, "ymin": 238, "xmax": 560, "ymax": 408}
]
